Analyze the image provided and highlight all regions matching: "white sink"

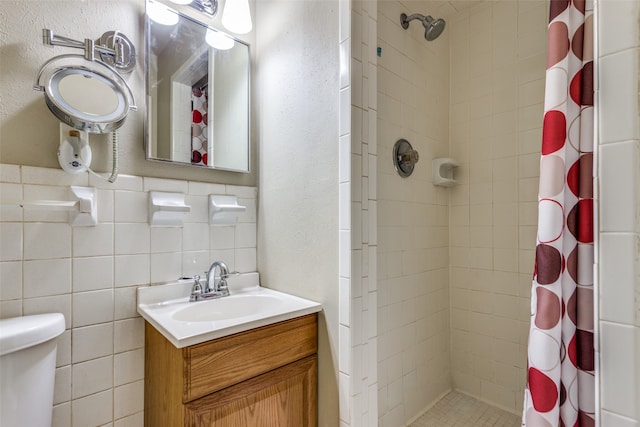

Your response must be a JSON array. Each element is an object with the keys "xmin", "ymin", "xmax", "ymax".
[
  {"xmin": 171, "ymin": 294, "xmax": 284, "ymax": 322},
  {"xmin": 137, "ymin": 273, "xmax": 322, "ymax": 348}
]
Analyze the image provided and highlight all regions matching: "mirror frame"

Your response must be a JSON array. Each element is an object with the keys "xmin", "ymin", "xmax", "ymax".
[{"xmin": 143, "ymin": 1, "xmax": 251, "ymax": 173}]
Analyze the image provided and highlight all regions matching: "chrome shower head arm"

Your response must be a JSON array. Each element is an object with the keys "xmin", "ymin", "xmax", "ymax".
[
  {"xmin": 400, "ymin": 13, "xmax": 427, "ymax": 29},
  {"xmin": 400, "ymin": 13, "xmax": 445, "ymax": 41}
]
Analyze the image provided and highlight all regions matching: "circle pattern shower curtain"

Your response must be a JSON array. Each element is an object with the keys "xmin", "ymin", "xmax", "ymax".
[{"xmin": 522, "ymin": 0, "xmax": 595, "ymax": 426}]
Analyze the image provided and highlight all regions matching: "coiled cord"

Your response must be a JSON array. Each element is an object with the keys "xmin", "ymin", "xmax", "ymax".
[{"xmin": 81, "ymin": 129, "xmax": 119, "ymax": 183}]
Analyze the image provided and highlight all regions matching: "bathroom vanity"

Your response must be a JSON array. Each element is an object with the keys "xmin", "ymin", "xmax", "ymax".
[
  {"xmin": 137, "ymin": 274, "xmax": 321, "ymax": 426},
  {"xmin": 144, "ymin": 314, "xmax": 317, "ymax": 426}
]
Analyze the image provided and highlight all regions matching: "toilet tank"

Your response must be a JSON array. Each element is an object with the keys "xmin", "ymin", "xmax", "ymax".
[{"xmin": 0, "ymin": 313, "xmax": 65, "ymax": 427}]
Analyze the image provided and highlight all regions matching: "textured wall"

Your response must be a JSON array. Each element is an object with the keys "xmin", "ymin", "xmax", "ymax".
[
  {"xmin": 0, "ymin": 0, "xmax": 256, "ymax": 186},
  {"xmin": 254, "ymin": 1, "xmax": 341, "ymax": 426}
]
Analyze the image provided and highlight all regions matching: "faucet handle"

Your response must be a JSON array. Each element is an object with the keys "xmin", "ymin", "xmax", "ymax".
[
  {"xmin": 189, "ymin": 275, "xmax": 203, "ymax": 302},
  {"xmin": 220, "ymin": 271, "xmax": 240, "ymax": 279},
  {"xmin": 218, "ymin": 271, "xmax": 240, "ymax": 291}
]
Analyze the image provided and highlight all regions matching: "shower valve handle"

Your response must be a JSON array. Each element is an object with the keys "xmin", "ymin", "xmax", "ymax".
[{"xmin": 399, "ymin": 149, "xmax": 419, "ymax": 166}]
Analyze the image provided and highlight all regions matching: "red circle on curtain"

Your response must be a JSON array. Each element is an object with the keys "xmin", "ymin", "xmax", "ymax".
[
  {"xmin": 192, "ymin": 151, "xmax": 202, "ymax": 163},
  {"xmin": 193, "ymin": 110, "xmax": 203, "ymax": 124},
  {"xmin": 567, "ymin": 334, "xmax": 578, "ymax": 367},
  {"xmin": 535, "ymin": 287, "xmax": 562, "ymax": 330},
  {"xmin": 535, "ymin": 244, "xmax": 563, "ymax": 284},
  {"xmin": 549, "ymin": 0, "xmax": 570, "ymax": 22},
  {"xmin": 581, "ymin": 62, "xmax": 594, "ymax": 106},
  {"xmin": 572, "ymin": 23, "xmax": 584, "ymax": 61},
  {"xmin": 529, "ymin": 368, "xmax": 559, "ymax": 412},
  {"xmin": 578, "ymin": 199, "xmax": 593, "ymax": 243},
  {"xmin": 567, "ymin": 160, "xmax": 580, "ymax": 197},
  {"xmin": 547, "ymin": 22, "xmax": 570, "ymax": 68},
  {"xmin": 570, "ymin": 69, "xmax": 583, "ymax": 106},
  {"xmin": 542, "ymin": 111, "xmax": 567, "ymax": 155},
  {"xmin": 202, "ymin": 153, "xmax": 208, "ymax": 165}
]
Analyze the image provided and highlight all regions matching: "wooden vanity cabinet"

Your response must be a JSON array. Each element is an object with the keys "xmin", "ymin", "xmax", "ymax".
[{"xmin": 144, "ymin": 314, "xmax": 318, "ymax": 427}]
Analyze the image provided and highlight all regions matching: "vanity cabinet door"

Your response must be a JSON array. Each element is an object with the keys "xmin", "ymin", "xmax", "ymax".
[{"xmin": 184, "ymin": 355, "xmax": 317, "ymax": 427}]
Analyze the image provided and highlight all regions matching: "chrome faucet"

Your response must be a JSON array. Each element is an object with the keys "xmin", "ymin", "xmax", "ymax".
[
  {"xmin": 189, "ymin": 261, "xmax": 234, "ymax": 301},
  {"xmin": 206, "ymin": 261, "xmax": 230, "ymax": 294}
]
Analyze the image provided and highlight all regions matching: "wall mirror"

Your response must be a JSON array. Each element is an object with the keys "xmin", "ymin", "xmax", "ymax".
[{"xmin": 145, "ymin": 0, "xmax": 250, "ymax": 172}]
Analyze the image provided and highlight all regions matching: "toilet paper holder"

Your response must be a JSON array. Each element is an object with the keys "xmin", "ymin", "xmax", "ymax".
[{"xmin": 432, "ymin": 157, "xmax": 459, "ymax": 187}]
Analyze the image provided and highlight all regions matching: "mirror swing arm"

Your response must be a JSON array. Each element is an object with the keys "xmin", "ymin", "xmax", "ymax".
[
  {"xmin": 38, "ymin": 29, "xmax": 137, "ymax": 73},
  {"xmin": 33, "ymin": 28, "xmax": 137, "ymax": 183}
]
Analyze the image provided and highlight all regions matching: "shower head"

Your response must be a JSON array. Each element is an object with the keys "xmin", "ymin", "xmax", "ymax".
[{"xmin": 400, "ymin": 13, "xmax": 446, "ymax": 41}]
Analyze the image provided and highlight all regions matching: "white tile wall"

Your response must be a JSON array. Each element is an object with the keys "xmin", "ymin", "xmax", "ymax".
[
  {"xmin": 599, "ymin": 50, "xmax": 640, "ymax": 144},
  {"xmin": 597, "ymin": 0, "xmax": 640, "ymax": 424},
  {"xmin": 340, "ymin": 0, "xmax": 379, "ymax": 425},
  {"xmin": 0, "ymin": 164, "xmax": 258, "ymax": 427},
  {"xmin": 445, "ymin": 0, "xmax": 546, "ymax": 415},
  {"xmin": 602, "ymin": 410, "xmax": 640, "ymax": 427},
  {"xmin": 599, "ymin": 322, "xmax": 640, "ymax": 419},
  {"xmin": 376, "ymin": 0, "xmax": 453, "ymax": 424}
]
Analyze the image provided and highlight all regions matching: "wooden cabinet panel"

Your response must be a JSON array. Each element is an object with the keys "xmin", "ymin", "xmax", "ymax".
[
  {"xmin": 145, "ymin": 322, "xmax": 185, "ymax": 427},
  {"xmin": 185, "ymin": 314, "xmax": 317, "ymax": 402},
  {"xmin": 184, "ymin": 356, "xmax": 317, "ymax": 427},
  {"xmin": 145, "ymin": 314, "xmax": 318, "ymax": 427}
]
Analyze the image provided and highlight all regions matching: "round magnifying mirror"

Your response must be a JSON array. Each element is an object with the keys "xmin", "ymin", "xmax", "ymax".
[{"xmin": 45, "ymin": 67, "xmax": 130, "ymax": 133}]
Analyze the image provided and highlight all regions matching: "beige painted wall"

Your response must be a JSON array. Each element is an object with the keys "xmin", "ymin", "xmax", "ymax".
[
  {"xmin": 0, "ymin": 0, "xmax": 256, "ymax": 186},
  {"xmin": 255, "ymin": 0, "xmax": 340, "ymax": 426}
]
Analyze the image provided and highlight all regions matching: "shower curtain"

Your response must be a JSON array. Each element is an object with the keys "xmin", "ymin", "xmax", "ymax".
[{"xmin": 523, "ymin": 0, "xmax": 594, "ymax": 426}]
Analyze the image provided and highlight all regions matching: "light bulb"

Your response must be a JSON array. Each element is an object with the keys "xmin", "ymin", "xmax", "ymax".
[
  {"xmin": 205, "ymin": 29, "xmax": 235, "ymax": 50},
  {"xmin": 221, "ymin": 0, "xmax": 252, "ymax": 34},
  {"xmin": 147, "ymin": 1, "xmax": 179, "ymax": 26}
]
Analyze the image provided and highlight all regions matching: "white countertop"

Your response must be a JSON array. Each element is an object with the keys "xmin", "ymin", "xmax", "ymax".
[{"xmin": 137, "ymin": 273, "xmax": 322, "ymax": 348}]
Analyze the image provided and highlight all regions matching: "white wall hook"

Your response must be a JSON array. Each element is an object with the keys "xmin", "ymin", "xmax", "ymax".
[
  {"xmin": 69, "ymin": 186, "xmax": 98, "ymax": 226},
  {"xmin": 209, "ymin": 194, "xmax": 246, "ymax": 225},
  {"xmin": 149, "ymin": 191, "xmax": 191, "ymax": 226}
]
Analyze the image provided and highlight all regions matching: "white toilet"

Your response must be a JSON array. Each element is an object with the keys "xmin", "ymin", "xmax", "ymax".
[{"xmin": 0, "ymin": 313, "xmax": 65, "ymax": 427}]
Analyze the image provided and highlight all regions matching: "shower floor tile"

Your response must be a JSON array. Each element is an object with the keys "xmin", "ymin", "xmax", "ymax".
[{"xmin": 408, "ymin": 391, "xmax": 522, "ymax": 427}]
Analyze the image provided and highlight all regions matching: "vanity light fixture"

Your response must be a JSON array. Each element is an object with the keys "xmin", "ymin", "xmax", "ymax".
[
  {"xmin": 168, "ymin": 0, "xmax": 218, "ymax": 17},
  {"xmin": 151, "ymin": 0, "xmax": 220, "ymax": 21},
  {"xmin": 147, "ymin": 1, "xmax": 179, "ymax": 25},
  {"xmin": 205, "ymin": 28, "xmax": 235, "ymax": 50},
  {"xmin": 221, "ymin": 0, "xmax": 252, "ymax": 34}
]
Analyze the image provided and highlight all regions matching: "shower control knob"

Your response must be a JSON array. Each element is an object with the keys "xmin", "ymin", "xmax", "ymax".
[
  {"xmin": 400, "ymin": 150, "xmax": 419, "ymax": 166},
  {"xmin": 393, "ymin": 139, "xmax": 419, "ymax": 177}
]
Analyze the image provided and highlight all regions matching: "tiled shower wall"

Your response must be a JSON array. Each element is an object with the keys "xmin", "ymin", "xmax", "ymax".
[
  {"xmin": 342, "ymin": 0, "xmax": 380, "ymax": 425},
  {"xmin": 447, "ymin": 0, "xmax": 547, "ymax": 414},
  {"xmin": 596, "ymin": 0, "xmax": 640, "ymax": 423},
  {"xmin": 0, "ymin": 164, "xmax": 257, "ymax": 427},
  {"xmin": 376, "ymin": 1, "xmax": 453, "ymax": 425}
]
